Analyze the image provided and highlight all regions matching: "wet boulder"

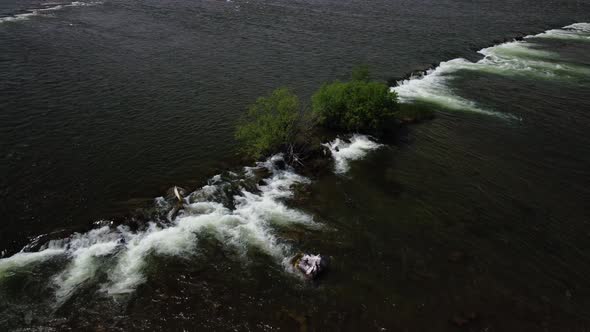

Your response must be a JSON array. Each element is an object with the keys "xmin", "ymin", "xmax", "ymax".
[
  {"xmin": 450, "ymin": 312, "xmax": 478, "ymax": 327},
  {"xmin": 166, "ymin": 186, "xmax": 187, "ymax": 203},
  {"xmin": 273, "ymin": 158, "xmax": 287, "ymax": 170},
  {"xmin": 292, "ymin": 253, "xmax": 329, "ymax": 279},
  {"xmin": 163, "ymin": 186, "xmax": 188, "ymax": 221}
]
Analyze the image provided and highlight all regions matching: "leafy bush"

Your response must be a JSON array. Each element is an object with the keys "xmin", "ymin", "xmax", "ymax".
[
  {"xmin": 311, "ymin": 79, "xmax": 398, "ymax": 133},
  {"xmin": 235, "ymin": 87, "xmax": 300, "ymax": 159},
  {"xmin": 351, "ymin": 64, "xmax": 370, "ymax": 82}
]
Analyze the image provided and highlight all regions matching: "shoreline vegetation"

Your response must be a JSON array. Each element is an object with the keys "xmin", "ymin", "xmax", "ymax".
[
  {"xmin": 235, "ymin": 65, "xmax": 434, "ymax": 176},
  {"xmin": 0, "ymin": 67, "xmax": 435, "ymax": 257}
]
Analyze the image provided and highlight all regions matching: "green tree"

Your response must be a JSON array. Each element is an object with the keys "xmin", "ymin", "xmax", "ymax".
[
  {"xmin": 311, "ymin": 79, "xmax": 398, "ymax": 133},
  {"xmin": 235, "ymin": 87, "xmax": 300, "ymax": 159},
  {"xmin": 351, "ymin": 64, "xmax": 371, "ymax": 82}
]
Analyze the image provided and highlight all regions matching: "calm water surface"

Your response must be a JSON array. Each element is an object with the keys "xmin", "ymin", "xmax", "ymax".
[{"xmin": 1, "ymin": 0, "xmax": 590, "ymax": 330}]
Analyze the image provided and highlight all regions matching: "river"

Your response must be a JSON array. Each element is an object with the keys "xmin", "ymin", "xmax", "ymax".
[{"xmin": 1, "ymin": 0, "xmax": 590, "ymax": 330}]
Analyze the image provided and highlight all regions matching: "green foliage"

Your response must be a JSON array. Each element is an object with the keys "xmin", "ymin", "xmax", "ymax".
[
  {"xmin": 235, "ymin": 87, "xmax": 300, "ymax": 159},
  {"xmin": 351, "ymin": 64, "xmax": 371, "ymax": 82},
  {"xmin": 311, "ymin": 79, "xmax": 398, "ymax": 133}
]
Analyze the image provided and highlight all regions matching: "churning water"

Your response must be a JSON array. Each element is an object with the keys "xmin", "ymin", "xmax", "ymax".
[
  {"xmin": 392, "ymin": 23, "xmax": 590, "ymax": 118},
  {"xmin": 1, "ymin": 154, "xmax": 320, "ymax": 299},
  {"xmin": 1, "ymin": 0, "xmax": 590, "ymax": 330}
]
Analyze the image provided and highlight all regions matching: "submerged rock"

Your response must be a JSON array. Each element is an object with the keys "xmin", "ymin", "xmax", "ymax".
[
  {"xmin": 273, "ymin": 158, "xmax": 287, "ymax": 170},
  {"xmin": 448, "ymin": 250, "xmax": 465, "ymax": 263},
  {"xmin": 292, "ymin": 253, "xmax": 329, "ymax": 279},
  {"xmin": 450, "ymin": 312, "xmax": 478, "ymax": 327}
]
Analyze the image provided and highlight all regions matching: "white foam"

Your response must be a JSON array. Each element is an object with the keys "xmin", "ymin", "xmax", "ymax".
[
  {"xmin": 473, "ymin": 42, "xmax": 590, "ymax": 81},
  {"xmin": 479, "ymin": 40, "xmax": 557, "ymax": 59},
  {"xmin": 392, "ymin": 23, "xmax": 589, "ymax": 118},
  {"xmin": 0, "ymin": 249, "xmax": 65, "ymax": 276},
  {"xmin": 103, "ymin": 222, "xmax": 202, "ymax": 294},
  {"xmin": 564, "ymin": 23, "xmax": 590, "ymax": 32},
  {"xmin": 53, "ymin": 242, "xmax": 119, "ymax": 301},
  {"xmin": 50, "ymin": 227, "xmax": 121, "ymax": 301},
  {"xmin": 533, "ymin": 22, "xmax": 590, "ymax": 41},
  {"xmin": 0, "ymin": 1, "xmax": 102, "ymax": 24},
  {"xmin": 323, "ymin": 134, "xmax": 382, "ymax": 174},
  {"xmin": 0, "ymin": 154, "xmax": 318, "ymax": 298},
  {"xmin": 104, "ymin": 160, "xmax": 317, "ymax": 294},
  {"xmin": 392, "ymin": 58, "xmax": 492, "ymax": 114},
  {"xmin": 0, "ymin": 12, "xmax": 36, "ymax": 23}
]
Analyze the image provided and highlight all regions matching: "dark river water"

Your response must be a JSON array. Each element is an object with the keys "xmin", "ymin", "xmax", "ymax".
[{"xmin": 1, "ymin": 0, "xmax": 590, "ymax": 330}]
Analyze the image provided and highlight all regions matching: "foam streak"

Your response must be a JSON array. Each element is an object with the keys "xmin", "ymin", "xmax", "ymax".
[{"xmin": 392, "ymin": 23, "xmax": 589, "ymax": 117}]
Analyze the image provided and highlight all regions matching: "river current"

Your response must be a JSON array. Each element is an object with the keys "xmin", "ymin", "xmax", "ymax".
[{"xmin": 1, "ymin": 0, "xmax": 590, "ymax": 330}]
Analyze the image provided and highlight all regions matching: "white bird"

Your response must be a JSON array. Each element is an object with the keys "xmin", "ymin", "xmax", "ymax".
[{"xmin": 173, "ymin": 186, "xmax": 183, "ymax": 202}]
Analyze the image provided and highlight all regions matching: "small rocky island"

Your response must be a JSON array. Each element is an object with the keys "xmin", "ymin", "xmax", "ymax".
[{"xmin": 234, "ymin": 66, "xmax": 434, "ymax": 279}]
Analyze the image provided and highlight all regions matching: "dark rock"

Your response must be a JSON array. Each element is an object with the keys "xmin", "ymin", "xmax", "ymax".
[
  {"xmin": 388, "ymin": 63, "xmax": 437, "ymax": 86},
  {"xmin": 165, "ymin": 186, "xmax": 187, "ymax": 203},
  {"xmin": 251, "ymin": 166, "xmax": 272, "ymax": 181},
  {"xmin": 93, "ymin": 220, "xmax": 114, "ymax": 228},
  {"xmin": 21, "ymin": 228, "xmax": 75, "ymax": 252},
  {"xmin": 291, "ymin": 182, "xmax": 312, "ymax": 202},
  {"xmin": 448, "ymin": 251, "xmax": 465, "ymax": 262},
  {"xmin": 281, "ymin": 309, "xmax": 308, "ymax": 332},
  {"xmin": 450, "ymin": 312, "xmax": 478, "ymax": 327},
  {"xmin": 273, "ymin": 158, "xmax": 286, "ymax": 170},
  {"xmin": 292, "ymin": 253, "xmax": 329, "ymax": 279},
  {"xmin": 451, "ymin": 315, "xmax": 468, "ymax": 327}
]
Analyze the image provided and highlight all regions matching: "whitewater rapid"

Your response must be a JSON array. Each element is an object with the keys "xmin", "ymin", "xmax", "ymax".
[
  {"xmin": 323, "ymin": 134, "xmax": 383, "ymax": 174},
  {"xmin": 391, "ymin": 23, "xmax": 590, "ymax": 117},
  {"xmin": 534, "ymin": 23, "xmax": 590, "ymax": 41},
  {"xmin": 0, "ymin": 135, "xmax": 382, "ymax": 303},
  {"xmin": 0, "ymin": 1, "xmax": 102, "ymax": 23},
  {"xmin": 0, "ymin": 154, "xmax": 323, "ymax": 302}
]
